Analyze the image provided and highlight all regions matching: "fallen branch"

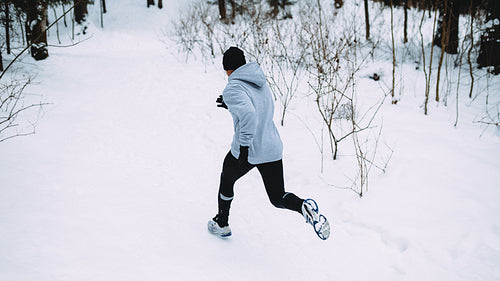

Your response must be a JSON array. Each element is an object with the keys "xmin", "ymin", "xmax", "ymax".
[{"xmin": 47, "ymin": 33, "xmax": 94, "ymax": 48}]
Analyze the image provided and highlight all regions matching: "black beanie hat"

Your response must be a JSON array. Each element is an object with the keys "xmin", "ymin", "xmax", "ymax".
[{"xmin": 223, "ymin": 47, "xmax": 246, "ymax": 71}]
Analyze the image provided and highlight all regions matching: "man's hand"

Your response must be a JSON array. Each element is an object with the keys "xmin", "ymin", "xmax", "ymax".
[
  {"xmin": 238, "ymin": 146, "xmax": 253, "ymax": 171},
  {"xmin": 216, "ymin": 95, "xmax": 228, "ymax": 109}
]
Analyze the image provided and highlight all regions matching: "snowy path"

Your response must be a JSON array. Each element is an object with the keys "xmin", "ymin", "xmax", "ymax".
[{"xmin": 1, "ymin": 1, "xmax": 500, "ymax": 281}]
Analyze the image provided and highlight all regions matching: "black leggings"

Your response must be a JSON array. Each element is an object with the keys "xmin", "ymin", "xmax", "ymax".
[{"xmin": 217, "ymin": 151, "xmax": 304, "ymax": 220}]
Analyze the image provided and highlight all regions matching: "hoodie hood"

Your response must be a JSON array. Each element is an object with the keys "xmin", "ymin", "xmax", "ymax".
[{"xmin": 228, "ymin": 62, "xmax": 266, "ymax": 88}]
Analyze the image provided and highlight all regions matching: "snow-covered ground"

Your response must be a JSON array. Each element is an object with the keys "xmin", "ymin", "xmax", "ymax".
[{"xmin": 1, "ymin": 1, "xmax": 499, "ymax": 280}]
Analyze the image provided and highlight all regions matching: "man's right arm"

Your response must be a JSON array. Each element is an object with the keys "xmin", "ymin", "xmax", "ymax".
[{"xmin": 223, "ymin": 84, "xmax": 257, "ymax": 148}]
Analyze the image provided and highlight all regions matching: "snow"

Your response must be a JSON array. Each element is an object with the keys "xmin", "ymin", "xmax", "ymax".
[{"xmin": 1, "ymin": 1, "xmax": 500, "ymax": 281}]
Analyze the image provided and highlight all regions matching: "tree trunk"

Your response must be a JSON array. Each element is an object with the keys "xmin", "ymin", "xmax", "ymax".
[
  {"xmin": 158, "ymin": 0, "xmax": 163, "ymax": 9},
  {"xmin": 147, "ymin": 0, "xmax": 155, "ymax": 8},
  {"xmin": 390, "ymin": 0, "xmax": 396, "ymax": 103},
  {"xmin": 364, "ymin": 0, "xmax": 370, "ymax": 40},
  {"xmin": 229, "ymin": 0, "xmax": 236, "ymax": 19},
  {"xmin": 270, "ymin": 0, "xmax": 279, "ymax": 18},
  {"xmin": 436, "ymin": 45, "xmax": 445, "ymax": 102},
  {"xmin": 63, "ymin": 5, "xmax": 68, "ymax": 27},
  {"xmin": 434, "ymin": 2, "xmax": 446, "ymax": 48},
  {"xmin": 74, "ymin": 0, "xmax": 88, "ymax": 24},
  {"xmin": 0, "ymin": 49, "xmax": 3, "ymax": 71},
  {"xmin": 446, "ymin": 0, "xmax": 459, "ymax": 54},
  {"xmin": 27, "ymin": 1, "xmax": 48, "ymax": 61},
  {"xmin": 468, "ymin": 0, "xmax": 474, "ymax": 98},
  {"xmin": 218, "ymin": 0, "xmax": 226, "ymax": 21},
  {"xmin": 425, "ymin": 7, "xmax": 439, "ymax": 115},
  {"xmin": 99, "ymin": 0, "xmax": 104, "ymax": 28},
  {"xmin": 52, "ymin": 6, "xmax": 61, "ymax": 44},
  {"xmin": 434, "ymin": 0, "xmax": 459, "ymax": 54},
  {"xmin": 404, "ymin": 0, "xmax": 408, "ymax": 43},
  {"xmin": 4, "ymin": 2, "xmax": 11, "ymax": 54},
  {"xmin": 435, "ymin": 0, "xmax": 449, "ymax": 103},
  {"xmin": 102, "ymin": 0, "xmax": 107, "ymax": 13},
  {"xmin": 419, "ymin": 8, "xmax": 429, "ymax": 114}
]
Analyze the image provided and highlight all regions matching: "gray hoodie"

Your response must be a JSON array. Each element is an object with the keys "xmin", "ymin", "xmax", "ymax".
[{"xmin": 222, "ymin": 62, "xmax": 283, "ymax": 164}]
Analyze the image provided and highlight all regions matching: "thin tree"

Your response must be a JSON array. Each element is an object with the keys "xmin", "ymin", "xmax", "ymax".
[
  {"xmin": 0, "ymin": 3, "xmax": 6, "ymax": 69},
  {"xmin": 147, "ymin": 0, "xmax": 154, "ymax": 8},
  {"xmin": 218, "ymin": 0, "xmax": 227, "ymax": 21},
  {"xmin": 3, "ymin": 2, "xmax": 11, "ymax": 54},
  {"xmin": 390, "ymin": 0, "xmax": 396, "ymax": 103},
  {"xmin": 421, "ymin": 4, "xmax": 439, "ymax": 115},
  {"xmin": 99, "ymin": 0, "xmax": 104, "ymax": 27},
  {"xmin": 62, "ymin": 5, "xmax": 68, "ymax": 27},
  {"xmin": 364, "ymin": 0, "xmax": 370, "ymax": 40},
  {"xmin": 229, "ymin": 0, "xmax": 236, "ymax": 20},
  {"xmin": 426, "ymin": 6, "xmax": 439, "ymax": 114},
  {"xmin": 403, "ymin": 0, "xmax": 408, "ymax": 43},
  {"xmin": 467, "ymin": 0, "xmax": 474, "ymax": 98},
  {"xmin": 158, "ymin": 0, "xmax": 163, "ymax": 9},
  {"xmin": 51, "ymin": 6, "xmax": 61, "ymax": 43},
  {"xmin": 419, "ymin": 9, "xmax": 428, "ymax": 113},
  {"xmin": 435, "ymin": 0, "xmax": 449, "ymax": 103}
]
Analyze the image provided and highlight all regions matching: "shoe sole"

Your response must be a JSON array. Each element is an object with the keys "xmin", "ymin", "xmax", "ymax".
[
  {"xmin": 314, "ymin": 215, "xmax": 330, "ymax": 240},
  {"xmin": 304, "ymin": 199, "xmax": 331, "ymax": 240},
  {"xmin": 207, "ymin": 222, "xmax": 232, "ymax": 238}
]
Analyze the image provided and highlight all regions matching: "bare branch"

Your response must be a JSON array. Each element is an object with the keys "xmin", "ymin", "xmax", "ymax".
[
  {"xmin": 0, "ymin": 74, "xmax": 49, "ymax": 142},
  {"xmin": 0, "ymin": 0, "xmax": 90, "ymax": 81}
]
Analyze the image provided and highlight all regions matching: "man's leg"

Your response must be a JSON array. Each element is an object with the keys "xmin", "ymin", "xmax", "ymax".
[
  {"xmin": 256, "ymin": 159, "xmax": 303, "ymax": 214},
  {"xmin": 217, "ymin": 151, "xmax": 253, "ymax": 226}
]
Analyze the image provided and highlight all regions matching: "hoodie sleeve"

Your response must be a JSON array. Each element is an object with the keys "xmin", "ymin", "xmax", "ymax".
[{"xmin": 223, "ymin": 83, "xmax": 257, "ymax": 147}]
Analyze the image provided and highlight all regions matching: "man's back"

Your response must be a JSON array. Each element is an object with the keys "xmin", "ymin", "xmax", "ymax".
[{"xmin": 222, "ymin": 62, "xmax": 283, "ymax": 164}]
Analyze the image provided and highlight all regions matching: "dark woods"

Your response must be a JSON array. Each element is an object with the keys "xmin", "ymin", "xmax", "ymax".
[
  {"xmin": 1, "ymin": 0, "xmax": 499, "ymax": 71},
  {"xmin": 0, "ymin": 0, "xmax": 92, "ymax": 65},
  {"xmin": 215, "ymin": 0, "xmax": 500, "ymax": 72},
  {"xmin": 376, "ymin": 0, "xmax": 500, "ymax": 70}
]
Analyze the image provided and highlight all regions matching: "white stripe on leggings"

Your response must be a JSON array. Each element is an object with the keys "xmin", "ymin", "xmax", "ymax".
[{"xmin": 220, "ymin": 193, "xmax": 234, "ymax": 201}]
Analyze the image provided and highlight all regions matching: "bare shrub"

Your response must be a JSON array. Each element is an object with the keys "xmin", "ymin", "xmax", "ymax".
[
  {"xmin": 263, "ymin": 19, "xmax": 308, "ymax": 126},
  {"xmin": 169, "ymin": 0, "xmax": 392, "ymax": 196},
  {"xmin": 296, "ymin": 0, "xmax": 389, "ymax": 196},
  {"xmin": 474, "ymin": 73, "xmax": 500, "ymax": 133},
  {"xmin": 0, "ymin": 73, "xmax": 48, "ymax": 142},
  {"xmin": 169, "ymin": 1, "xmax": 217, "ymax": 62},
  {"xmin": 299, "ymin": 0, "xmax": 375, "ymax": 160}
]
